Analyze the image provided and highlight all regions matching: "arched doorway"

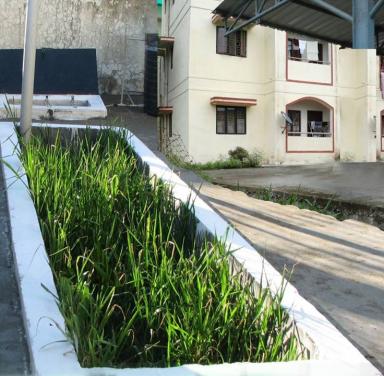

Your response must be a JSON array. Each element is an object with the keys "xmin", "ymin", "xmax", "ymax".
[{"xmin": 285, "ymin": 97, "xmax": 334, "ymax": 154}]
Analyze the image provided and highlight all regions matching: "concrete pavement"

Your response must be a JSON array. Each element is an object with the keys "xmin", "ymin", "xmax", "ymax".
[
  {"xmin": 204, "ymin": 163, "xmax": 384, "ymax": 208},
  {"xmin": 194, "ymin": 182, "xmax": 384, "ymax": 372}
]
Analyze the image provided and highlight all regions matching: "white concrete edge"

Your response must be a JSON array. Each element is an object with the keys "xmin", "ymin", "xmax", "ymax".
[{"xmin": 0, "ymin": 122, "xmax": 380, "ymax": 376}]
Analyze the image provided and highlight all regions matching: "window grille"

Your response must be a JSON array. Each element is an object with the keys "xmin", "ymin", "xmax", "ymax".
[
  {"xmin": 217, "ymin": 27, "xmax": 247, "ymax": 57},
  {"xmin": 216, "ymin": 106, "xmax": 247, "ymax": 134}
]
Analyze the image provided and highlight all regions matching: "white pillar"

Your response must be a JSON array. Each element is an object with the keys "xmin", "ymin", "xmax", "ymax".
[{"xmin": 20, "ymin": 0, "xmax": 39, "ymax": 142}]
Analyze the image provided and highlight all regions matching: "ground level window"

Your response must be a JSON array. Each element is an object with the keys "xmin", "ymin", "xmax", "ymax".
[
  {"xmin": 381, "ymin": 115, "xmax": 384, "ymax": 151},
  {"xmin": 287, "ymin": 110, "xmax": 301, "ymax": 136},
  {"xmin": 168, "ymin": 113, "xmax": 173, "ymax": 137},
  {"xmin": 216, "ymin": 106, "xmax": 246, "ymax": 135}
]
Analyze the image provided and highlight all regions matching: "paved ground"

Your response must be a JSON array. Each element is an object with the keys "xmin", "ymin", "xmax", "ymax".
[
  {"xmin": 204, "ymin": 163, "xmax": 384, "ymax": 208},
  {"xmin": 195, "ymin": 183, "xmax": 384, "ymax": 372},
  {"xmin": 0, "ymin": 155, "xmax": 30, "ymax": 375},
  {"xmin": 114, "ymin": 111, "xmax": 384, "ymax": 372}
]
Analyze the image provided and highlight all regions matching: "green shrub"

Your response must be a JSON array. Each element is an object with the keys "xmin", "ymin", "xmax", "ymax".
[
  {"xmin": 168, "ymin": 149, "xmax": 261, "ymax": 171},
  {"xmin": 228, "ymin": 147, "xmax": 249, "ymax": 162}
]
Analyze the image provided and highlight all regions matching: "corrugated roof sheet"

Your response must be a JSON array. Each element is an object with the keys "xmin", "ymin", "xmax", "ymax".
[{"xmin": 214, "ymin": 0, "xmax": 384, "ymax": 47}]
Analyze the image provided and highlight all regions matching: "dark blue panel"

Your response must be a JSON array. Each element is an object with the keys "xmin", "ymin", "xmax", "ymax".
[
  {"xmin": 0, "ymin": 48, "xmax": 99, "ymax": 94},
  {"xmin": 0, "ymin": 50, "xmax": 23, "ymax": 94}
]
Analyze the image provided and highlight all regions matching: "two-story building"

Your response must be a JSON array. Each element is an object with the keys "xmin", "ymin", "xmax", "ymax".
[{"xmin": 158, "ymin": 0, "xmax": 384, "ymax": 165}]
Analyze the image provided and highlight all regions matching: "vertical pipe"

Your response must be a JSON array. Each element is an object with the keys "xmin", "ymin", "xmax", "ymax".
[
  {"xmin": 20, "ymin": 0, "xmax": 39, "ymax": 142},
  {"xmin": 353, "ymin": 0, "xmax": 375, "ymax": 49}
]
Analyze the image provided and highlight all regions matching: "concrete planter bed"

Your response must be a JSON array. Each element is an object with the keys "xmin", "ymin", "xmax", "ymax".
[{"xmin": 0, "ymin": 122, "xmax": 380, "ymax": 376}]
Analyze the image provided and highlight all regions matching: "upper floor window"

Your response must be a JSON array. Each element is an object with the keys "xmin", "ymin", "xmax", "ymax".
[
  {"xmin": 216, "ymin": 27, "xmax": 247, "ymax": 57},
  {"xmin": 288, "ymin": 35, "xmax": 329, "ymax": 64},
  {"xmin": 216, "ymin": 106, "xmax": 246, "ymax": 134}
]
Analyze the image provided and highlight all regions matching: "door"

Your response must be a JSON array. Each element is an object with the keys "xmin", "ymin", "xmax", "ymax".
[{"xmin": 307, "ymin": 110, "xmax": 323, "ymax": 137}]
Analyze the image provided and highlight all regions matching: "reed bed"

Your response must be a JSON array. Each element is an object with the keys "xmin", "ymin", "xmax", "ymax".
[{"xmin": 21, "ymin": 129, "xmax": 299, "ymax": 368}]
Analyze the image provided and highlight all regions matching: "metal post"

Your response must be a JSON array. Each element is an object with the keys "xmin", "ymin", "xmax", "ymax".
[
  {"xmin": 352, "ymin": 0, "xmax": 375, "ymax": 49},
  {"xmin": 20, "ymin": 0, "xmax": 39, "ymax": 142}
]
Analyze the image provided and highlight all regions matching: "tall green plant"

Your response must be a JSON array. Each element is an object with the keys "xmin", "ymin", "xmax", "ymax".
[{"xmin": 20, "ymin": 129, "xmax": 300, "ymax": 367}]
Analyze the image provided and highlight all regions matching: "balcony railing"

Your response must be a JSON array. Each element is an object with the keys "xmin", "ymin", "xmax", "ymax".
[
  {"xmin": 288, "ymin": 131, "xmax": 332, "ymax": 137},
  {"xmin": 288, "ymin": 121, "xmax": 331, "ymax": 137},
  {"xmin": 288, "ymin": 56, "xmax": 330, "ymax": 65}
]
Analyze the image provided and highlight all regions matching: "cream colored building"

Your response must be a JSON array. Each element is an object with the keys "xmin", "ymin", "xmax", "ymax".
[{"xmin": 158, "ymin": 0, "xmax": 384, "ymax": 165}]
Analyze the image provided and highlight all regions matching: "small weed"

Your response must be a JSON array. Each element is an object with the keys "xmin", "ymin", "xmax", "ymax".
[{"xmin": 251, "ymin": 186, "xmax": 345, "ymax": 220}]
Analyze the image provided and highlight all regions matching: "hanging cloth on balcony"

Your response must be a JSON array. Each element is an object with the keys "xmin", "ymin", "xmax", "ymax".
[
  {"xmin": 306, "ymin": 41, "xmax": 319, "ymax": 61},
  {"xmin": 299, "ymin": 40, "xmax": 306, "ymax": 57}
]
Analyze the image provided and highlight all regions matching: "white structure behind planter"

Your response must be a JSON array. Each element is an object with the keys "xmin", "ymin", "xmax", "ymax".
[
  {"xmin": 0, "ymin": 95, "xmax": 107, "ymax": 121},
  {"xmin": 0, "ymin": 122, "xmax": 380, "ymax": 376}
]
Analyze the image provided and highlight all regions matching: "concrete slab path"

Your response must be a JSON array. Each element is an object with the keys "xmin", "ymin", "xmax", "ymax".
[
  {"xmin": 204, "ymin": 163, "xmax": 384, "ymax": 208},
  {"xmin": 193, "ymin": 182, "xmax": 384, "ymax": 372},
  {"xmin": 0, "ymin": 155, "xmax": 30, "ymax": 375}
]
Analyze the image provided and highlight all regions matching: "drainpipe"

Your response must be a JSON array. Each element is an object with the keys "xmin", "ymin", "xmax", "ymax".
[{"xmin": 20, "ymin": 0, "xmax": 39, "ymax": 142}]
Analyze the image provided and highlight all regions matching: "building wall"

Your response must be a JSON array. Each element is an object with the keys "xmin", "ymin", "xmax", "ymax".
[
  {"xmin": 160, "ymin": 0, "xmax": 383, "ymax": 164},
  {"xmin": 0, "ymin": 0, "xmax": 157, "ymax": 95},
  {"xmin": 158, "ymin": 0, "xmax": 191, "ymax": 154},
  {"xmin": 187, "ymin": 0, "xmax": 276, "ymax": 161}
]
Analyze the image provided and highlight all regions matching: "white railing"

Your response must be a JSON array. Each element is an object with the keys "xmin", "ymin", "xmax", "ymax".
[
  {"xmin": 288, "ymin": 56, "xmax": 330, "ymax": 65},
  {"xmin": 288, "ymin": 131, "xmax": 332, "ymax": 137}
]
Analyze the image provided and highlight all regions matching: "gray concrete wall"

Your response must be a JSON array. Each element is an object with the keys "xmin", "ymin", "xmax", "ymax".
[{"xmin": 0, "ymin": 0, "xmax": 157, "ymax": 95}]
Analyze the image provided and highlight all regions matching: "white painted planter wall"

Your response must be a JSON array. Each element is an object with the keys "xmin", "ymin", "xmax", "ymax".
[{"xmin": 0, "ymin": 122, "xmax": 380, "ymax": 376}]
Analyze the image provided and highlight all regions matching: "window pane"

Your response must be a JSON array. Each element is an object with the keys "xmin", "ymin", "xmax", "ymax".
[
  {"xmin": 227, "ymin": 33, "xmax": 237, "ymax": 56},
  {"xmin": 236, "ymin": 108, "xmax": 246, "ymax": 134},
  {"xmin": 217, "ymin": 27, "xmax": 228, "ymax": 54},
  {"xmin": 239, "ymin": 31, "xmax": 247, "ymax": 57},
  {"xmin": 227, "ymin": 108, "xmax": 236, "ymax": 134},
  {"xmin": 288, "ymin": 38, "xmax": 301, "ymax": 59},
  {"xmin": 236, "ymin": 32, "xmax": 242, "ymax": 56},
  {"xmin": 287, "ymin": 110, "xmax": 301, "ymax": 136},
  {"xmin": 168, "ymin": 114, "xmax": 173, "ymax": 137},
  {"xmin": 216, "ymin": 107, "xmax": 226, "ymax": 134}
]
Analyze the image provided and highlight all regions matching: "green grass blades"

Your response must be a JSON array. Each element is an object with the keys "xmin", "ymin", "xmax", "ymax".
[{"xmin": 21, "ymin": 129, "xmax": 300, "ymax": 368}]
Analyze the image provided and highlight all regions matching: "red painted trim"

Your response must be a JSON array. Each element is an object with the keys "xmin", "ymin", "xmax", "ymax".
[
  {"xmin": 212, "ymin": 14, "xmax": 224, "ymax": 24},
  {"xmin": 210, "ymin": 97, "xmax": 257, "ymax": 107},
  {"xmin": 285, "ymin": 97, "xmax": 335, "ymax": 154},
  {"xmin": 158, "ymin": 36, "xmax": 175, "ymax": 49},
  {"xmin": 285, "ymin": 33, "xmax": 334, "ymax": 86},
  {"xmin": 158, "ymin": 106, "xmax": 173, "ymax": 115}
]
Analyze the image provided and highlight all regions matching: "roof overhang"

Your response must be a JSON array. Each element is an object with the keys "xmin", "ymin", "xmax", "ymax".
[
  {"xmin": 158, "ymin": 36, "xmax": 175, "ymax": 56},
  {"xmin": 210, "ymin": 97, "xmax": 257, "ymax": 107},
  {"xmin": 158, "ymin": 36, "xmax": 175, "ymax": 49},
  {"xmin": 158, "ymin": 106, "xmax": 173, "ymax": 115},
  {"xmin": 214, "ymin": 0, "xmax": 384, "ymax": 49}
]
